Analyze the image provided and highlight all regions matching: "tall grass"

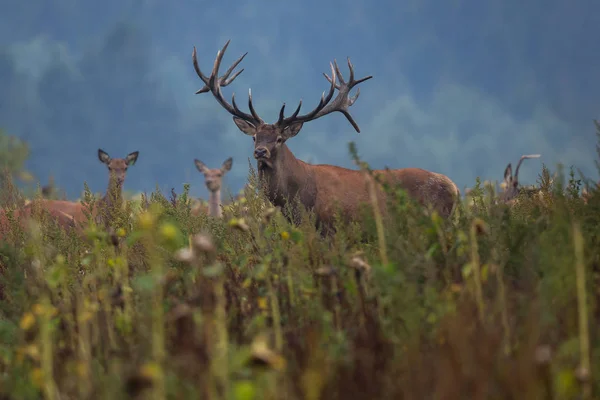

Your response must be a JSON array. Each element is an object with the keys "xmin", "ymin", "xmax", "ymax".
[{"xmin": 0, "ymin": 139, "xmax": 599, "ymax": 400}]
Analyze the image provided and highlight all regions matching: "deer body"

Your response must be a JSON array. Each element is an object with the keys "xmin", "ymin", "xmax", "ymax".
[
  {"xmin": 191, "ymin": 40, "xmax": 459, "ymax": 233},
  {"xmin": 0, "ymin": 201, "xmax": 78, "ymax": 239},
  {"xmin": 258, "ymin": 143, "xmax": 458, "ymax": 230},
  {"xmin": 0, "ymin": 149, "xmax": 138, "ymax": 241}
]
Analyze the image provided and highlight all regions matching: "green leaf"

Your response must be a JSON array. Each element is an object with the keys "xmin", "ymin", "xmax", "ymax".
[
  {"xmin": 234, "ymin": 380, "xmax": 256, "ymax": 400},
  {"xmin": 290, "ymin": 229, "xmax": 303, "ymax": 244}
]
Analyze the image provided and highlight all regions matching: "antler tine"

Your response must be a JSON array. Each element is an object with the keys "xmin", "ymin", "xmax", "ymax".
[
  {"xmin": 514, "ymin": 154, "xmax": 541, "ymax": 181},
  {"xmin": 277, "ymin": 101, "xmax": 303, "ymax": 126},
  {"xmin": 248, "ymin": 89, "xmax": 263, "ymax": 122},
  {"xmin": 281, "ymin": 57, "xmax": 373, "ymax": 133},
  {"xmin": 276, "ymin": 63, "xmax": 337, "ymax": 127},
  {"xmin": 192, "ymin": 40, "xmax": 263, "ymax": 125}
]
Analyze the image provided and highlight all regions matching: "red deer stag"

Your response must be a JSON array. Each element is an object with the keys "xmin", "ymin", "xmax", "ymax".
[
  {"xmin": 191, "ymin": 40, "xmax": 460, "ymax": 234},
  {"xmin": 194, "ymin": 157, "xmax": 233, "ymax": 218},
  {"xmin": 0, "ymin": 149, "xmax": 139, "ymax": 239},
  {"xmin": 497, "ymin": 154, "xmax": 541, "ymax": 205}
]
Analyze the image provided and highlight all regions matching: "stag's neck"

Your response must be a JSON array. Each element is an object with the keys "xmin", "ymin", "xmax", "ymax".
[
  {"xmin": 208, "ymin": 190, "xmax": 222, "ymax": 218},
  {"xmin": 259, "ymin": 144, "xmax": 315, "ymax": 208}
]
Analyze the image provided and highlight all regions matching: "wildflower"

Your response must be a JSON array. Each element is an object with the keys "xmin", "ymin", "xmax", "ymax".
[
  {"xmin": 22, "ymin": 344, "xmax": 40, "ymax": 361},
  {"xmin": 138, "ymin": 211, "xmax": 156, "ymax": 230},
  {"xmin": 262, "ymin": 207, "xmax": 277, "ymax": 224},
  {"xmin": 280, "ymin": 231, "xmax": 290, "ymax": 241},
  {"xmin": 249, "ymin": 334, "xmax": 286, "ymax": 371},
  {"xmin": 174, "ymin": 247, "xmax": 195, "ymax": 263},
  {"xmin": 55, "ymin": 254, "xmax": 66, "ymax": 264},
  {"xmin": 159, "ymin": 222, "xmax": 178, "ymax": 241},
  {"xmin": 192, "ymin": 233, "xmax": 216, "ymax": 255},
  {"xmin": 234, "ymin": 380, "xmax": 256, "ymax": 400},
  {"xmin": 116, "ymin": 227, "xmax": 127, "ymax": 237},
  {"xmin": 29, "ymin": 368, "xmax": 44, "ymax": 388},
  {"xmin": 32, "ymin": 303, "xmax": 44, "ymax": 316},
  {"xmin": 139, "ymin": 362, "xmax": 161, "ymax": 381},
  {"xmin": 257, "ymin": 297, "xmax": 268, "ymax": 310},
  {"xmin": 348, "ymin": 252, "xmax": 372, "ymax": 279},
  {"xmin": 229, "ymin": 218, "xmax": 250, "ymax": 232},
  {"xmin": 19, "ymin": 312, "xmax": 36, "ymax": 331}
]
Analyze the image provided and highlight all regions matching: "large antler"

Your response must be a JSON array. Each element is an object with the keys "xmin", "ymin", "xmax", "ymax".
[
  {"xmin": 514, "ymin": 154, "xmax": 541, "ymax": 183},
  {"xmin": 276, "ymin": 58, "xmax": 373, "ymax": 133},
  {"xmin": 192, "ymin": 40, "xmax": 264, "ymax": 126}
]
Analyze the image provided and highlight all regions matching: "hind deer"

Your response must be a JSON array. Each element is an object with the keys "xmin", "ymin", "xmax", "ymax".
[
  {"xmin": 498, "ymin": 154, "xmax": 541, "ymax": 205},
  {"xmin": 0, "ymin": 149, "xmax": 139, "ymax": 240},
  {"xmin": 194, "ymin": 157, "xmax": 233, "ymax": 218},
  {"xmin": 191, "ymin": 40, "xmax": 460, "ymax": 234}
]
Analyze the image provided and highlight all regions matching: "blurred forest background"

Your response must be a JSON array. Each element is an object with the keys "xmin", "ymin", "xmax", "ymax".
[{"xmin": 1, "ymin": 0, "xmax": 599, "ymax": 201}]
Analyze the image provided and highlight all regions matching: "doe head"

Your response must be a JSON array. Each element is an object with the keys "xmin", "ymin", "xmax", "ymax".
[
  {"xmin": 98, "ymin": 149, "xmax": 139, "ymax": 187},
  {"xmin": 499, "ymin": 154, "xmax": 540, "ymax": 203},
  {"xmin": 194, "ymin": 157, "xmax": 233, "ymax": 192}
]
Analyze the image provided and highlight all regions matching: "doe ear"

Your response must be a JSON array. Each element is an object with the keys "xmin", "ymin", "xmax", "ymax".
[
  {"xmin": 194, "ymin": 159, "xmax": 208, "ymax": 174},
  {"xmin": 98, "ymin": 149, "xmax": 111, "ymax": 164},
  {"xmin": 126, "ymin": 151, "xmax": 139, "ymax": 166},
  {"xmin": 221, "ymin": 157, "xmax": 233, "ymax": 173},
  {"xmin": 282, "ymin": 121, "xmax": 304, "ymax": 140},
  {"xmin": 233, "ymin": 117, "xmax": 256, "ymax": 136},
  {"xmin": 503, "ymin": 163, "xmax": 513, "ymax": 182}
]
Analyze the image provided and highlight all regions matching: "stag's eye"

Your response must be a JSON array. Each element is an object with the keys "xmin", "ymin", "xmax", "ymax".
[
  {"xmin": 276, "ymin": 137, "xmax": 283, "ymax": 144},
  {"xmin": 252, "ymin": 136, "xmax": 256, "ymax": 142}
]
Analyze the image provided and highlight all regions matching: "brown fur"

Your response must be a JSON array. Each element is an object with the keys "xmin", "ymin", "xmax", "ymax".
[
  {"xmin": 0, "ymin": 149, "xmax": 138, "ymax": 240},
  {"xmin": 191, "ymin": 40, "xmax": 459, "ymax": 234},
  {"xmin": 248, "ymin": 141, "xmax": 458, "ymax": 232}
]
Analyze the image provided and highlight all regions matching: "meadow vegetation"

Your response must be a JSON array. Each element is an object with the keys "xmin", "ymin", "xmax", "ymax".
[{"xmin": 0, "ymin": 126, "xmax": 599, "ymax": 399}]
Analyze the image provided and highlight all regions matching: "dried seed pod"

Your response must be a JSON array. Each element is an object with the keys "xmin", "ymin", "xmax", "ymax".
[{"xmin": 192, "ymin": 233, "xmax": 216, "ymax": 255}]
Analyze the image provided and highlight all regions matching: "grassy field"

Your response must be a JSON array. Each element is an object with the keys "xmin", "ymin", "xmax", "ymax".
[{"xmin": 0, "ymin": 140, "xmax": 599, "ymax": 400}]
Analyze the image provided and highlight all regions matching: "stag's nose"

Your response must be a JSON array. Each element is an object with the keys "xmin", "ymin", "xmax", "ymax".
[{"xmin": 254, "ymin": 147, "xmax": 267, "ymax": 159}]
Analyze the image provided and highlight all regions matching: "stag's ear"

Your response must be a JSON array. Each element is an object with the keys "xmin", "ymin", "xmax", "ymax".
[
  {"xmin": 283, "ymin": 121, "xmax": 304, "ymax": 140},
  {"xmin": 233, "ymin": 117, "xmax": 256, "ymax": 136},
  {"xmin": 194, "ymin": 159, "xmax": 209, "ymax": 174},
  {"xmin": 126, "ymin": 151, "xmax": 139, "ymax": 166},
  {"xmin": 98, "ymin": 149, "xmax": 111, "ymax": 165},
  {"xmin": 221, "ymin": 157, "xmax": 233, "ymax": 173},
  {"xmin": 503, "ymin": 163, "xmax": 512, "ymax": 182}
]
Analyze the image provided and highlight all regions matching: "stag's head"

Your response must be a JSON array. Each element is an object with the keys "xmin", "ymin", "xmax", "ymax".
[
  {"xmin": 191, "ymin": 40, "xmax": 372, "ymax": 170},
  {"xmin": 498, "ymin": 154, "xmax": 540, "ymax": 204},
  {"xmin": 98, "ymin": 149, "xmax": 139, "ymax": 187},
  {"xmin": 194, "ymin": 157, "xmax": 233, "ymax": 192}
]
